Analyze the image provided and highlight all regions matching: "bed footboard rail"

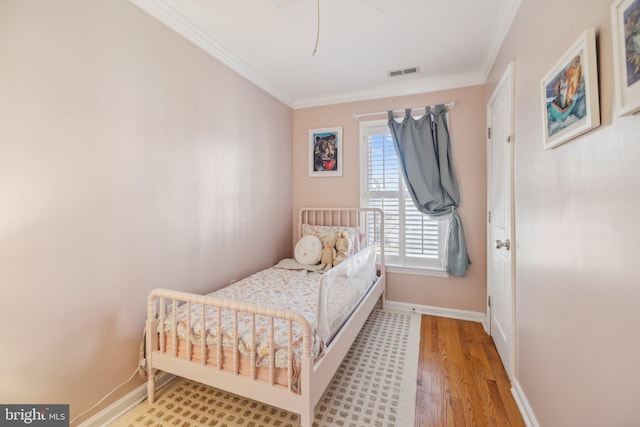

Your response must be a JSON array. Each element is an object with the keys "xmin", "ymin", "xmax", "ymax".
[{"xmin": 145, "ymin": 288, "xmax": 314, "ymax": 404}]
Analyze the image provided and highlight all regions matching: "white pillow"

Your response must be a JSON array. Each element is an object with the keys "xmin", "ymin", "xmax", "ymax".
[{"xmin": 294, "ymin": 235, "xmax": 323, "ymax": 265}]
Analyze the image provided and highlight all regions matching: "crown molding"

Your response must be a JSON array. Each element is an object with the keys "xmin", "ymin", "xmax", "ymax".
[
  {"xmin": 480, "ymin": 0, "xmax": 523, "ymax": 82},
  {"xmin": 292, "ymin": 73, "xmax": 485, "ymax": 109},
  {"xmin": 128, "ymin": 0, "xmax": 295, "ymax": 107},
  {"xmin": 129, "ymin": 0, "xmax": 522, "ymax": 110}
]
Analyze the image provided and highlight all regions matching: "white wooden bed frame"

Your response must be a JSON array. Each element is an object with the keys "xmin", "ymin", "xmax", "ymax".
[{"xmin": 145, "ymin": 207, "xmax": 385, "ymax": 427}]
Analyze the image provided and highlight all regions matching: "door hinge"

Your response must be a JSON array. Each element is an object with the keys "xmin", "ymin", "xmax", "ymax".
[
  {"xmin": 487, "ymin": 127, "xmax": 492, "ymax": 139},
  {"xmin": 506, "ymin": 135, "xmax": 512, "ymax": 143},
  {"xmin": 488, "ymin": 211, "xmax": 491, "ymax": 223},
  {"xmin": 488, "ymin": 295, "xmax": 491, "ymax": 308}
]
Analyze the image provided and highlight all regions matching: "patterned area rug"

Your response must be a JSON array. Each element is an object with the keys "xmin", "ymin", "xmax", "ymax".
[{"xmin": 112, "ymin": 309, "xmax": 420, "ymax": 427}]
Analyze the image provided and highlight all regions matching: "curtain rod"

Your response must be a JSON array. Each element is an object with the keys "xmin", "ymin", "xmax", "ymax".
[{"xmin": 352, "ymin": 102, "xmax": 455, "ymax": 120}]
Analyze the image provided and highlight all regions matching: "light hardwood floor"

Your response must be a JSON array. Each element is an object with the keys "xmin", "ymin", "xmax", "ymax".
[{"xmin": 415, "ymin": 315, "xmax": 526, "ymax": 427}]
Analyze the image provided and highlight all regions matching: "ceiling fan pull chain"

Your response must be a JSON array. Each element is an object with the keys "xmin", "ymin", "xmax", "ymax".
[{"xmin": 312, "ymin": 0, "xmax": 320, "ymax": 56}]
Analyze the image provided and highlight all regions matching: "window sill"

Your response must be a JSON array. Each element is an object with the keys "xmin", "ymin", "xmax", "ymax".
[{"xmin": 385, "ymin": 265, "xmax": 449, "ymax": 278}]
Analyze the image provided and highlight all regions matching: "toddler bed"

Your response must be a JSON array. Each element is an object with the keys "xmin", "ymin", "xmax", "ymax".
[{"xmin": 145, "ymin": 207, "xmax": 385, "ymax": 427}]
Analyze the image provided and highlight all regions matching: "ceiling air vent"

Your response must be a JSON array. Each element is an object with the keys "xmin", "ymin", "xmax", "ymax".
[{"xmin": 387, "ymin": 66, "xmax": 420, "ymax": 78}]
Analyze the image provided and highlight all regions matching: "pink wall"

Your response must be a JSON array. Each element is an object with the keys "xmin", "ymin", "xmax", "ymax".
[
  {"xmin": 0, "ymin": 0, "xmax": 292, "ymax": 422},
  {"xmin": 486, "ymin": 0, "xmax": 640, "ymax": 424},
  {"xmin": 7, "ymin": 0, "xmax": 637, "ymax": 424},
  {"xmin": 293, "ymin": 86, "xmax": 487, "ymax": 313}
]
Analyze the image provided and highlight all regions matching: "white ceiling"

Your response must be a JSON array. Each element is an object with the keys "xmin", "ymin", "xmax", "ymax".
[{"xmin": 130, "ymin": 0, "xmax": 522, "ymax": 108}]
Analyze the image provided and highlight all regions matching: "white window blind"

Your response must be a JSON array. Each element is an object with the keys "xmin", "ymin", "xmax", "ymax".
[{"xmin": 360, "ymin": 120, "xmax": 446, "ymax": 272}]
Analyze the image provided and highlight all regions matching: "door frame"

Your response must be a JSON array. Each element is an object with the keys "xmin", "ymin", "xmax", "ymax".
[{"xmin": 486, "ymin": 60, "xmax": 516, "ymax": 380}]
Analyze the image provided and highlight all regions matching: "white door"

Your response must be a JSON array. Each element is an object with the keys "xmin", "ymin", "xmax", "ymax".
[{"xmin": 487, "ymin": 61, "xmax": 515, "ymax": 378}]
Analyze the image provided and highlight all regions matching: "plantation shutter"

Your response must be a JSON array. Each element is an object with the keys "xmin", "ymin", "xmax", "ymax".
[
  {"xmin": 404, "ymin": 196, "xmax": 441, "ymax": 258},
  {"xmin": 363, "ymin": 124, "xmax": 443, "ymax": 268}
]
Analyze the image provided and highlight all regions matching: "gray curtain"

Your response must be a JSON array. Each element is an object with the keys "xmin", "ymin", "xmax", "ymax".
[{"xmin": 387, "ymin": 105, "xmax": 470, "ymax": 276}]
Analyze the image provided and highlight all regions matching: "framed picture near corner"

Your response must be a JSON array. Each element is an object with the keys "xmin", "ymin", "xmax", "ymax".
[
  {"xmin": 611, "ymin": 0, "xmax": 640, "ymax": 116},
  {"xmin": 309, "ymin": 127, "xmax": 342, "ymax": 177},
  {"xmin": 540, "ymin": 29, "xmax": 600, "ymax": 150}
]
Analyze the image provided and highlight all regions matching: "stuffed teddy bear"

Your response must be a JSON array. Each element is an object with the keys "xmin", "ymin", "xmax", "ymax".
[
  {"xmin": 318, "ymin": 234, "xmax": 337, "ymax": 270},
  {"xmin": 333, "ymin": 232, "xmax": 352, "ymax": 266}
]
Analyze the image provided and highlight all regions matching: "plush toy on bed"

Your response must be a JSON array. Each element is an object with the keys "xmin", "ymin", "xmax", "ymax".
[
  {"xmin": 294, "ymin": 234, "xmax": 323, "ymax": 265},
  {"xmin": 333, "ymin": 232, "xmax": 352, "ymax": 266},
  {"xmin": 318, "ymin": 233, "xmax": 337, "ymax": 270}
]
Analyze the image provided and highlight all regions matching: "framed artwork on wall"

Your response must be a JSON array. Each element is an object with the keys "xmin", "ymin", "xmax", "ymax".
[
  {"xmin": 309, "ymin": 127, "xmax": 342, "ymax": 177},
  {"xmin": 540, "ymin": 29, "xmax": 600, "ymax": 150},
  {"xmin": 611, "ymin": 0, "xmax": 640, "ymax": 116}
]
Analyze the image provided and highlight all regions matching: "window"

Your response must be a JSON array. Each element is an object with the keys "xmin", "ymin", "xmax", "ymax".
[{"xmin": 360, "ymin": 120, "xmax": 447, "ymax": 275}]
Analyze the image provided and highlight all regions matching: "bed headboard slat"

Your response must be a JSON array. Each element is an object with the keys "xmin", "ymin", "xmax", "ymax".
[{"xmin": 298, "ymin": 207, "xmax": 384, "ymax": 269}]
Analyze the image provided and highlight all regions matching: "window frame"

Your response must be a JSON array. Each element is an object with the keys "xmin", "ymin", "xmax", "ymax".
[{"xmin": 359, "ymin": 119, "xmax": 449, "ymax": 277}]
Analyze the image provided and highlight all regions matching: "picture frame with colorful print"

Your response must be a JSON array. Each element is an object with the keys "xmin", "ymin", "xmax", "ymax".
[
  {"xmin": 309, "ymin": 127, "xmax": 342, "ymax": 177},
  {"xmin": 540, "ymin": 29, "xmax": 600, "ymax": 150},
  {"xmin": 611, "ymin": 0, "xmax": 640, "ymax": 116}
]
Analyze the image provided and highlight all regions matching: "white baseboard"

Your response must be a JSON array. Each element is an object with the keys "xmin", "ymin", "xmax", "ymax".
[
  {"xmin": 78, "ymin": 372, "xmax": 175, "ymax": 427},
  {"xmin": 511, "ymin": 378, "xmax": 540, "ymax": 427},
  {"xmin": 386, "ymin": 300, "xmax": 486, "ymax": 324}
]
